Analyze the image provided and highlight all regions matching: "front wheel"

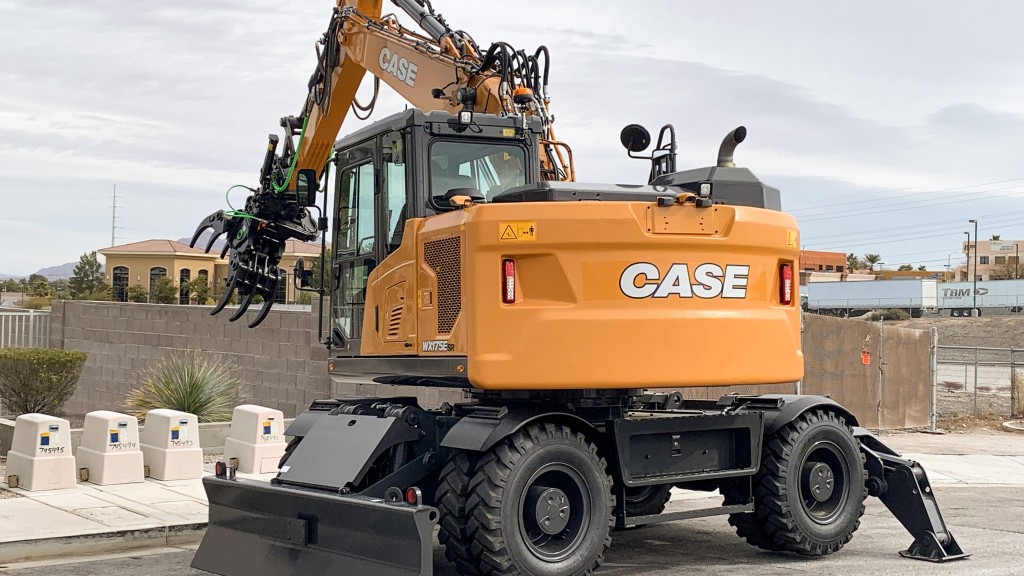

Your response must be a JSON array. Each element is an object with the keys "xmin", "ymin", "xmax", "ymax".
[
  {"xmin": 733, "ymin": 410, "xmax": 867, "ymax": 556},
  {"xmin": 463, "ymin": 423, "xmax": 614, "ymax": 576}
]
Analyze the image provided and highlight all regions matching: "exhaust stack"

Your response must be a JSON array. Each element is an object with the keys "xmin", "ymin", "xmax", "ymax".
[{"xmin": 717, "ymin": 126, "xmax": 747, "ymax": 167}]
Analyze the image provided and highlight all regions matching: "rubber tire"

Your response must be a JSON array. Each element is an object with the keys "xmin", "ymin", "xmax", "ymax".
[
  {"xmin": 277, "ymin": 436, "xmax": 301, "ymax": 469},
  {"xmin": 464, "ymin": 423, "xmax": 614, "ymax": 576},
  {"xmin": 616, "ymin": 484, "xmax": 673, "ymax": 519},
  {"xmin": 731, "ymin": 410, "xmax": 867, "ymax": 556},
  {"xmin": 437, "ymin": 452, "xmax": 483, "ymax": 576}
]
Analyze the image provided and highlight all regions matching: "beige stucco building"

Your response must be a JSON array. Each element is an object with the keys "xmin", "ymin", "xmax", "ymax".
[
  {"xmin": 99, "ymin": 239, "xmax": 322, "ymax": 304},
  {"xmin": 959, "ymin": 239, "xmax": 1022, "ymax": 281}
]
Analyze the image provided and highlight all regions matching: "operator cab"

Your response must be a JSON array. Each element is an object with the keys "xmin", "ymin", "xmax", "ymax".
[{"xmin": 322, "ymin": 110, "xmax": 543, "ymax": 351}]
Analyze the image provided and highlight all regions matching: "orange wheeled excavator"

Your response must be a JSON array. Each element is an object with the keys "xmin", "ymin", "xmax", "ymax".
[{"xmin": 189, "ymin": 1, "xmax": 968, "ymax": 575}]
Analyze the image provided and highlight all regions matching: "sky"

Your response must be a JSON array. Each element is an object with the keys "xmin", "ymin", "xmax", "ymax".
[{"xmin": 3, "ymin": 0, "xmax": 1024, "ymax": 275}]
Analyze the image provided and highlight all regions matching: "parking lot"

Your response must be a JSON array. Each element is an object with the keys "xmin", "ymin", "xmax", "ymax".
[{"xmin": 5, "ymin": 484, "xmax": 1020, "ymax": 576}]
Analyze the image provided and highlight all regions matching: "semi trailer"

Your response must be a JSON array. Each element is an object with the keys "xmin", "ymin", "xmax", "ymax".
[{"xmin": 803, "ymin": 279, "xmax": 938, "ymax": 318}]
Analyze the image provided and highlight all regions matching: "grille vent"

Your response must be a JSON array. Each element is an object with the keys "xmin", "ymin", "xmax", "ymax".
[
  {"xmin": 386, "ymin": 305, "xmax": 403, "ymax": 340},
  {"xmin": 424, "ymin": 236, "xmax": 462, "ymax": 334}
]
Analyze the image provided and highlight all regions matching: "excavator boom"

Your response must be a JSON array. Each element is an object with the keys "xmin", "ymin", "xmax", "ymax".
[{"xmin": 190, "ymin": 0, "xmax": 569, "ymax": 326}]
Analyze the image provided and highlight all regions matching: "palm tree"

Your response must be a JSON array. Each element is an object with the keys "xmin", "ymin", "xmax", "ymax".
[
  {"xmin": 863, "ymin": 253, "xmax": 882, "ymax": 272},
  {"xmin": 846, "ymin": 253, "xmax": 862, "ymax": 272},
  {"xmin": 991, "ymin": 234, "xmax": 1001, "ymax": 241}
]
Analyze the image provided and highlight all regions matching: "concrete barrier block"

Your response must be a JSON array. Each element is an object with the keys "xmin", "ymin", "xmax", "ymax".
[
  {"xmin": 5, "ymin": 414, "xmax": 77, "ymax": 491},
  {"xmin": 140, "ymin": 409, "xmax": 203, "ymax": 480},
  {"xmin": 76, "ymin": 411, "xmax": 145, "ymax": 485},
  {"xmin": 222, "ymin": 405, "xmax": 286, "ymax": 474}
]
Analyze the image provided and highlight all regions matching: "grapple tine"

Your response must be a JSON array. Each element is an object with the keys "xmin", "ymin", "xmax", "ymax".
[
  {"xmin": 248, "ymin": 276, "xmax": 278, "ymax": 329},
  {"xmin": 229, "ymin": 284, "xmax": 257, "ymax": 322},
  {"xmin": 190, "ymin": 211, "xmax": 226, "ymax": 252},
  {"xmin": 248, "ymin": 294, "xmax": 275, "ymax": 329},
  {"xmin": 211, "ymin": 273, "xmax": 239, "ymax": 316}
]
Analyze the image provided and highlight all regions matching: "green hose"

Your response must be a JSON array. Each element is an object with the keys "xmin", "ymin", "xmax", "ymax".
[{"xmin": 272, "ymin": 115, "xmax": 309, "ymax": 193}]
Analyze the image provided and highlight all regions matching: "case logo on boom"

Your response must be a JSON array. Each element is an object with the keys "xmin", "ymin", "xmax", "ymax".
[
  {"xmin": 378, "ymin": 47, "xmax": 418, "ymax": 88},
  {"xmin": 620, "ymin": 263, "xmax": 750, "ymax": 299}
]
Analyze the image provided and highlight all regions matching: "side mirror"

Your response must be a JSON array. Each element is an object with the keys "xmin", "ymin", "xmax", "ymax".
[
  {"xmin": 296, "ymin": 169, "xmax": 319, "ymax": 207},
  {"xmin": 620, "ymin": 124, "xmax": 651, "ymax": 153},
  {"xmin": 293, "ymin": 257, "xmax": 314, "ymax": 288}
]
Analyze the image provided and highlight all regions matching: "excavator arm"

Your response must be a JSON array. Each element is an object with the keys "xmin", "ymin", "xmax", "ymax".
[{"xmin": 191, "ymin": 0, "xmax": 571, "ymax": 327}]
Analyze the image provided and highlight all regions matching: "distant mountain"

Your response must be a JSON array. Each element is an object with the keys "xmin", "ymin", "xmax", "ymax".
[
  {"xmin": 34, "ymin": 262, "xmax": 77, "ymax": 280},
  {"xmin": 178, "ymin": 233, "xmax": 226, "ymax": 253},
  {"xmin": 0, "ymin": 273, "xmax": 22, "ymax": 280}
]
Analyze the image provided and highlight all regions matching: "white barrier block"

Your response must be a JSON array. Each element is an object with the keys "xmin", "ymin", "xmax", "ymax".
[
  {"xmin": 139, "ymin": 409, "xmax": 203, "ymax": 480},
  {"xmin": 5, "ymin": 414, "xmax": 77, "ymax": 491},
  {"xmin": 223, "ymin": 404, "xmax": 286, "ymax": 474},
  {"xmin": 75, "ymin": 411, "xmax": 145, "ymax": 485}
]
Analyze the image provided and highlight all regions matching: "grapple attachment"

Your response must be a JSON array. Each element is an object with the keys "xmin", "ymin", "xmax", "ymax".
[{"xmin": 189, "ymin": 188, "xmax": 318, "ymax": 328}]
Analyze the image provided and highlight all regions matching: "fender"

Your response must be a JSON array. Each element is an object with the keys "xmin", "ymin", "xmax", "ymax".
[
  {"xmin": 733, "ymin": 394, "xmax": 859, "ymax": 435},
  {"xmin": 441, "ymin": 409, "xmax": 600, "ymax": 452}
]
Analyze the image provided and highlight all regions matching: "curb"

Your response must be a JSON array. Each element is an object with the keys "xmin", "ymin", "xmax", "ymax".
[
  {"xmin": 1003, "ymin": 420, "xmax": 1024, "ymax": 433},
  {"xmin": 0, "ymin": 522, "xmax": 207, "ymax": 564}
]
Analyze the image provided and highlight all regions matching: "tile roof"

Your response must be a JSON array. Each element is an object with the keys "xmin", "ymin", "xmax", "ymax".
[{"xmin": 99, "ymin": 239, "xmax": 214, "ymax": 256}]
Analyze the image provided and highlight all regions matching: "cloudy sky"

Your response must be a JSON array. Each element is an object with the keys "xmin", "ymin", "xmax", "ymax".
[{"xmin": 4, "ymin": 0, "xmax": 1024, "ymax": 276}]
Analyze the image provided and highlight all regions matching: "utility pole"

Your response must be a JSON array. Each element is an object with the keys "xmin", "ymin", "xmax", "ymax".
[{"xmin": 111, "ymin": 185, "xmax": 122, "ymax": 247}]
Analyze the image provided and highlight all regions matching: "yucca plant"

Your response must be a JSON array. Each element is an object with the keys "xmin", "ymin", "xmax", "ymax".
[{"xmin": 126, "ymin": 350, "xmax": 239, "ymax": 422}]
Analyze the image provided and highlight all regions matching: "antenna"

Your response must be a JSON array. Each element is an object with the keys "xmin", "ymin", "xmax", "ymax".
[{"xmin": 111, "ymin": 185, "xmax": 122, "ymax": 246}]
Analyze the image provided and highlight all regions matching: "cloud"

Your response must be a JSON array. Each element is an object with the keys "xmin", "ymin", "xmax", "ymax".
[{"xmin": 3, "ymin": 0, "xmax": 1024, "ymax": 275}]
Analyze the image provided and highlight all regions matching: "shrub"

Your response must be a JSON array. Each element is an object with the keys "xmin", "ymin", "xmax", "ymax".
[
  {"xmin": 941, "ymin": 381, "xmax": 964, "ymax": 392},
  {"xmin": 21, "ymin": 296, "xmax": 52, "ymax": 310},
  {"xmin": 0, "ymin": 349, "xmax": 87, "ymax": 414},
  {"xmin": 865, "ymin": 308, "xmax": 911, "ymax": 321},
  {"xmin": 125, "ymin": 350, "xmax": 239, "ymax": 422}
]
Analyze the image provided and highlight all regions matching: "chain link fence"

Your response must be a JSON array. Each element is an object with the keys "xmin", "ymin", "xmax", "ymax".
[{"xmin": 936, "ymin": 346, "xmax": 1022, "ymax": 419}]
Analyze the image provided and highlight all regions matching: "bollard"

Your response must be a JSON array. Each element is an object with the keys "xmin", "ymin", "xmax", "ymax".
[
  {"xmin": 140, "ymin": 409, "xmax": 204, "ymax": 481},
  {"xmin": 222, "ymin": 405, "xmax": 287, "ymax": 474},
  {"xmin": 76, "ymin": 411, "xmax": 145, "ymax": 485},
  {"xmin": 5, "ymin": 414, "xmax": 77, "ymax": 491}
]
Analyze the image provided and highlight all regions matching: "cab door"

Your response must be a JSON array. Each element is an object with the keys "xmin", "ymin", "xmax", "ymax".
[{"xmin": 331, "ymin": 141, "xmax": 377, "ymax": 355}]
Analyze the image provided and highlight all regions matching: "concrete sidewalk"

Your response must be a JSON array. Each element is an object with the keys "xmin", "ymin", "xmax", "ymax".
[
  {"xmin": 0, "ymin": 465, "xmax": 274, "ymax": 563},
  {"xmin": 0, "ymin": 431, "xmax": 1020, "ymax": 565}
]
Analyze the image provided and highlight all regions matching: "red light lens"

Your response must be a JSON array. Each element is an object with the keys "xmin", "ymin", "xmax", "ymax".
[
  {"xmin": 780, "ymin": 263, "xmax": 793, "ymax": 305},
  {"xmin": 502, "ymin": 259, "xmax": 515, "ymax": 303},
  {"xmin": 405, "ymin": 487, "xmax": 420, "ymax": 505}
]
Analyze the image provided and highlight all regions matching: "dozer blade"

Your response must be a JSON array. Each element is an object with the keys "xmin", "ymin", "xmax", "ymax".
[
  {"xmin": 192, "ymin": 475, "xmax": 438, "ymax": 576},
  {"xmin": 855, "ymin": 428, "xmax": 970, "ymax": 562}
]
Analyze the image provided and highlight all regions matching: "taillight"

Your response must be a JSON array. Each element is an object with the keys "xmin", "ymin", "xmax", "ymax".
[
  {"xmin": 502, "ymin": 259, "xmax": 516, "ymax": 303},
  {"xmin": 405, "ymin": 487, "xmax": 422, "ymax": 505},
  {"xmin": 780, "ymin": 263, "xmax": 793, "ymax": 305}
]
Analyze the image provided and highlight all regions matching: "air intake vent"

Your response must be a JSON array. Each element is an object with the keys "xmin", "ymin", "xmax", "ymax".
[
  {"xmin": 386, "ymin": 305, "xmax": 403, "ymax": 340},
  {"xmin": 424, "ymin": 236, "xmax": 462, "ymax": 334}
]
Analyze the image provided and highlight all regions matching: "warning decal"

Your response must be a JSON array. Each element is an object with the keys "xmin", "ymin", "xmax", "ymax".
[
  {"xmin": 41, "ymin": 424, "xmax": 61, "ymax": 447},
  {"xmin": 499, "ymin": 221, "xmax": 537, "ymax": 242}
]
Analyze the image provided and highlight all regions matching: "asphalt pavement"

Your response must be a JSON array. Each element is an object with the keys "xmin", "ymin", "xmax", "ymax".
[{"xmin": 4, "ymin": 485, "xmax": 1021, "ymax": 576}]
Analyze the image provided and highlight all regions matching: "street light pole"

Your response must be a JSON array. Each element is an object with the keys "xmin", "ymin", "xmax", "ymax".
[
  {"xmin": 964, "ymin": 232, "xmax": 970, "ymax": 283},
  {"xmin": 969, "ymin": 219, "xmax": 978, "ymax": 315}
]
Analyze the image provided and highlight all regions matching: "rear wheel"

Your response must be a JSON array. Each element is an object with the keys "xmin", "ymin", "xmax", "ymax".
[
  {"xmin": 615, "ymin": 484, "xmax": 673, "ymax": 521},
  {"xmin": 437, "ymin": 452, "xmax": 482, "ymax": 576},
  {"xmin": 732, "ymin": 410, "xmax": 867, "ymax": 556},
  {"xmin": 463, "ymin": 423, "xmax": 614, "ymax": 576}
]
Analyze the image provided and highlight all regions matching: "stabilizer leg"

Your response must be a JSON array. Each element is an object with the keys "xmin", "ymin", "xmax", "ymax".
[{"xmin": 854, "ymin": 428, "xmax": 970, "ymax": 562}]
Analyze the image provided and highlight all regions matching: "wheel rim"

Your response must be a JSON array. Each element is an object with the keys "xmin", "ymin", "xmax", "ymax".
[
  {"xmin": 799, "ymin": 440, "xmax": 850, "ymax": 524},
  {"xmin": 518, "ymin": 463, "xmax": 591, "ymax": 562}
]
